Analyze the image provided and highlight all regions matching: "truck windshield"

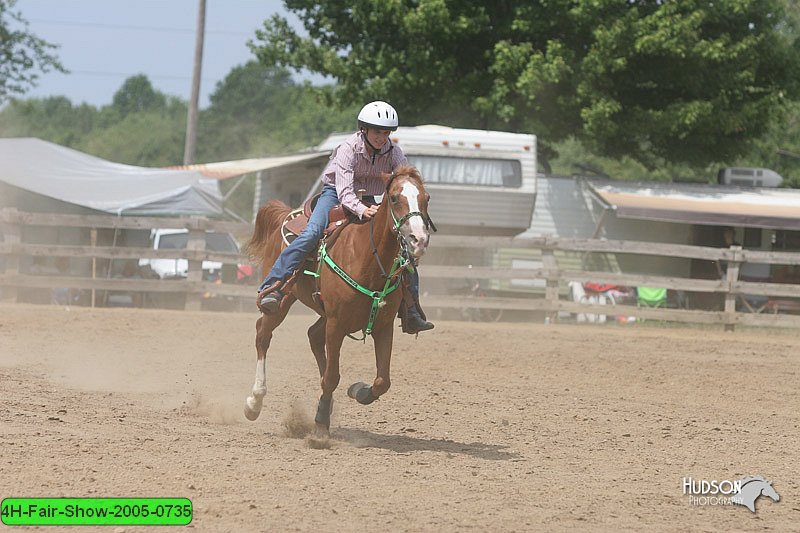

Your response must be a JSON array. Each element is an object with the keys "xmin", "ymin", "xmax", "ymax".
[
  {"xmin": 407, "ymin": 155, "xmax": 522, "ymax": 187},
  {"xmin": 157, "ymin": 232, "xmax": 238, "ymax": 253}
]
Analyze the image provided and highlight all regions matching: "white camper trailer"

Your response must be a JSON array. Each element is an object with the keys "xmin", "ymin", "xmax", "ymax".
[{"xmin": 312, "ymin": 125, "xmax": 538, "ymax": 236}]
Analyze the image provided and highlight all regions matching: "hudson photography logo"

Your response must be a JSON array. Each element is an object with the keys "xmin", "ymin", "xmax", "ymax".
[{"xmin": 682, "ymin": 475, "xmax": 780, "ymax": 513}]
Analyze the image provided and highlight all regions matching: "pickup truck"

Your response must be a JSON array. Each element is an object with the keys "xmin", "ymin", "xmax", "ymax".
[{"xmin": 139, "ymin": 228, "xmax": 241, "ymax": 282}]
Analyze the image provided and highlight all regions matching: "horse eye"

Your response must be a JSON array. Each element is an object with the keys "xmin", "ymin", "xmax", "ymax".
[
  {"xmin": 390, "ymin": 194, "xmax": 399, "ymax": 203},
  {"xmin": 426, "ymin": 193, "xmax": 431, "ymax": 202}
]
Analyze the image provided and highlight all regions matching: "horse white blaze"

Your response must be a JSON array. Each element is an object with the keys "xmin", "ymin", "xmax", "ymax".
[{"xmin": 400, "ymin": 182, "xmax": 429, "ymax": 258}]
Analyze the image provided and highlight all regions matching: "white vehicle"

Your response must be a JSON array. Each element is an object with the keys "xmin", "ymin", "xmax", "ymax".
[
  {"xmin": 139, "ymin": 228, "xmax": 240, "ymax": 281},
  {"xmin": 717, "ymin": 167, "xmax": 783, "ymax": 188}
]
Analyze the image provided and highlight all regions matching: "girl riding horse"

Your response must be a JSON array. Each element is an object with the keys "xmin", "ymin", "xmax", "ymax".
[{"xmin": 256, "ymin": 101, "xmax": 433, "ymax": 334}]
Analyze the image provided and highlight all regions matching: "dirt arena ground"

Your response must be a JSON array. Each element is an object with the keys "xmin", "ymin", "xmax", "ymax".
[{"xmin": 1, "ymin": 303, "xmax": 799, "ymax": 532}]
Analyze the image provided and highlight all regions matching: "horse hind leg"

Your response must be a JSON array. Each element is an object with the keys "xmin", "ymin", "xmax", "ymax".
[{"xmin": 244, "ymin": 297, "xmax": 296, "ymax": 421}]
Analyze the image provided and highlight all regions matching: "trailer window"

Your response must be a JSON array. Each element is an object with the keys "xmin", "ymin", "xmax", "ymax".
[{"xmin": 407, "ymin": 155, "xmax": 522, "ymax": 187}]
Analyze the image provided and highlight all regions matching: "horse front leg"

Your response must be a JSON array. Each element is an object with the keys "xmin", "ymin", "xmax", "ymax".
[
  {"xmin": 347, "ymin": 325, "xmax": 393, "ymax": 405},
  {"xmin": 307, "ymin": 316, "xmax": 327, "ymax": 378},
  {"xmin": 315, "ymin": 325, "xmax": 344, "ymax": 436},
  {"xmin": 244, "ymin": 299, "xmax": 295, "ymax": 421}
]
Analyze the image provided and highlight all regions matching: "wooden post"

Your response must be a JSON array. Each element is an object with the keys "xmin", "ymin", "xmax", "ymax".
[
  {"xmin": 1, "ymin": 208, "xmax": 21, "ymax": 303},
  {"xmin": 90, "ymin": 228, "xmax": 97, "ymax": 308},
  {"xmin": 724, "ymin": 245, "xmax": 742, "ymax": 332},
  {"xmin": 185, "ymin": 223, "xmax": 205, "ymax": 311},
  {"xmin": 541, "ymin": 240, "xmax": 559, "ymax": 323},
  {"xmin": 183, "ymin": 0, "xmax": 206, "ymax": 165}
]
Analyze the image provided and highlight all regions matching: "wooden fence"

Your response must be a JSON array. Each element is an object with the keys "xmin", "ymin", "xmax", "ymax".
[
  {"xmin": 0, "ymin": 208, "xmax": 253, "ymax": 311},
  {"xmin": 421, "ymin": 234, "xmax": 800, "ymax": 329},
  {"xmin": 3, "ymin": 208, "xmax": 800, "ymax": 329}
]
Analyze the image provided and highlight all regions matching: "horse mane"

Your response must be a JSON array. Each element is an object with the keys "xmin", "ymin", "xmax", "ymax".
[
  {"xmin": 244, "ymin": 200, "xmax": 291, "ymax": 263},
  {"xmin": 739, "ymin": 476, "xmax": 767, "ymax": 486}
]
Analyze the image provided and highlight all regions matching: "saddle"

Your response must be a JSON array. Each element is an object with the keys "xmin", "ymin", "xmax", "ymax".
[
  {"xmin": 282, "ymin": 195, "xmax": 349, "ymax": 244},
  {"xmin": 281, "ymin": 194, "xmax": 376, "ymax": 244}
]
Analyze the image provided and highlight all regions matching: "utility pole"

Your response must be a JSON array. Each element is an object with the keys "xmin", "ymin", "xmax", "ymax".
[{"xmin": 183, "ymin": 0, "xmax": 206, "ymax": 164}]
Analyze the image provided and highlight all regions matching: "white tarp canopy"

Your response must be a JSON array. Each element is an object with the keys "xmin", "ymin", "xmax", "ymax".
[{"xmin": 0, "ymin": 138, "xmax": 224, "ymax": 216}]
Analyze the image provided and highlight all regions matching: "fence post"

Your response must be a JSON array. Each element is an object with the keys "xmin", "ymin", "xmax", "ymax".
[
  {"xmin": 90, "ymin": 228, "xmax": 97, "ymax": 308},
  {"xmin": 541, "ymin": 239, "xmax": 559, "ymax": 323},
  {"xmin": 185, "ymin": 220, "xmax": 205, "ymax": 311},
  {"xmin": 0, "ymin": 208, "xmax": 21, "ymax": 303},
  {"xmin": 724, "ymin": 245, "xmax": 742, "ymax": 332}
]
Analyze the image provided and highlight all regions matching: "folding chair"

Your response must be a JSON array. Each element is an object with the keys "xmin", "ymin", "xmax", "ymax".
[{"xmin": 636, "ymin": 286, "xmax": 667, "ymax": 308}]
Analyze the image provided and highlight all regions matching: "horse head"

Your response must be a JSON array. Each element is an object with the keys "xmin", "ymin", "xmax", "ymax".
[
  {"xmin": 382, "ymin": 165, "xmax": 431, "ymax": 260},
  {"xmin": 733, "ymin": 476, "xmax": 780, "ymax": 513},
  {"xmin": 760, "ymin": 480, "xmax": 780, "ymax": 502}
]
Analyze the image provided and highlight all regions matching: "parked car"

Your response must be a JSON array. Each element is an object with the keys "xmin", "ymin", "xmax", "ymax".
[
  {"xmin": 138, "ymin": 228, "xmax": 246, "ymax": 310},
  {"xmin": 139, "ymin": 228, "xmax": 240, "ymax": 282}
]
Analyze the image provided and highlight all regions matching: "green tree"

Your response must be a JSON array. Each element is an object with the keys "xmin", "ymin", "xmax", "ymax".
[
  {"xmin": 0, "ymin": 96, "xmax": 98, "ymax": 147},
  {"xmin": 198, "ymin": 61, "xmax": 355, "ymax": 161},
  {"xmin": 250, "ymin": 0, "xmax": 800, "ymax": 171},
  {"xmin": 83, "ymin": 98, "xmax": 187, "ymax": 166},
  {"xmin": 111, "ymin": 74, "xmax": 167, "ymax": 118},
  {"xmin": 0, "ymin": 0, "xmax": 67, "ymax": 103},
  {"xmin": 733, "ymin": 99, "xmax": 800, "ymax": 187},
  {"xmin": 197, "ymin": 62, "xmax": 296, "ymax": 161}
]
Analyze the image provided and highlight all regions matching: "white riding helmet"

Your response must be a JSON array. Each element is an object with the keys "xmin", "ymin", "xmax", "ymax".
[{"xmin": 357, "ymin": 101, "xmax": 399, "ymax": 131}]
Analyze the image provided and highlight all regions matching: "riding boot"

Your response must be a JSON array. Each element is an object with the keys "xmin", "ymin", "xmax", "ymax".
[
  {"xmin": 401, "ymin": 305, "xmax": 434, "ymax": 334},
  {"xmin": 399, "ymin": 268, "xmax": 434, "ymax": 334},
  {"xmin": 256, "ymin": 279, "xmax": 285, "ymax": 314}
]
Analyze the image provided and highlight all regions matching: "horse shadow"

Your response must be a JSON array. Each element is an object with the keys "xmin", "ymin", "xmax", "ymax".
[{"xmin": 334, "ymin": 427, "xmax": 522, "ymax": 461}]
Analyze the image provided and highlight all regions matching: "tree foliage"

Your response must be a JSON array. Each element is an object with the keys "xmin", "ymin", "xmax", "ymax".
[
  {"xmin": 250, "ymin": 0, "xmax": 800, "ymax": 170},
  {"xmin": 198, "ymin": 61, "xmax": 355, "ymax": 161},
  {"xmin": 0, "ymin": 0, "xmax": 67, "ymax": 103},
  {"xmin": 111, "ymin": 74, "xmax": 167, "ymax": 118}
]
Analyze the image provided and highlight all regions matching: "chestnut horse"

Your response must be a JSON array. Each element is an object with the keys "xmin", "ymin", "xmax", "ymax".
[{"xmin": 242, "ymin": 165, "xmax": 431, "ymax": 435}]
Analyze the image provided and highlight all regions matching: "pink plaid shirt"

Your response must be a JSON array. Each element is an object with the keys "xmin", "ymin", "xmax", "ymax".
[{"xmin": 321, "ymin": 131, "xmax": 408, "ymax": 218}]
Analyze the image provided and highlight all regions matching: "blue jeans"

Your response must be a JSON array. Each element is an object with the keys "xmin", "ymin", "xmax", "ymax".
[{"xmin": 259, "ymin": 185, "xmax": 339, "ymax": 291}]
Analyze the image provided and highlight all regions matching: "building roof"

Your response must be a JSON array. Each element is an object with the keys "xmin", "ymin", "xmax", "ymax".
[{"xmin": 588, "ymin": 180, "xmax": 800, "ymax": 230}]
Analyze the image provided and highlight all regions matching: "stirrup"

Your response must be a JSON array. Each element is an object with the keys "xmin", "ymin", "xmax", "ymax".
[
  {"xmin": 256, "ymin": 280, "xmax": 284, "ymax": 313},
  {"xmin": 259, "ymin": 290, "xmax": 283, "ymax": 313}
]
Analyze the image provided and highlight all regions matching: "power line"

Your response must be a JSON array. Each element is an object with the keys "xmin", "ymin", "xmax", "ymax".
[
  {"xmin": 69, "ymin": 69, "xmax": 216, "ymax": 83},
  {"xmin": 29, "ymin": 18, "xmax": 253, "ymax": 36}
]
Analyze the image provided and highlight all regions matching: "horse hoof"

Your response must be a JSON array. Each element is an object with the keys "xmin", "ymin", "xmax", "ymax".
[
  {"xmin": 314, "ymin": 422, "xmax": 330, "ymax": 438},
  {"xmin": 347, "ymin": 382, "xmax": 377, "ymax": 405},
  {"xmin": 243, "ymin": 399, "xmax": 261, "ymax": 421},
  {"xmin": 347, "ymin": 382, "xmax": 368, "ymax": 399}
]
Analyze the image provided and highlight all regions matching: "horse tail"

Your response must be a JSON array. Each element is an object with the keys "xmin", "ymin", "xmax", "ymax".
[{"xmin": 244, "ymin": 200, "xmax": 291, "ymax": 264}]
